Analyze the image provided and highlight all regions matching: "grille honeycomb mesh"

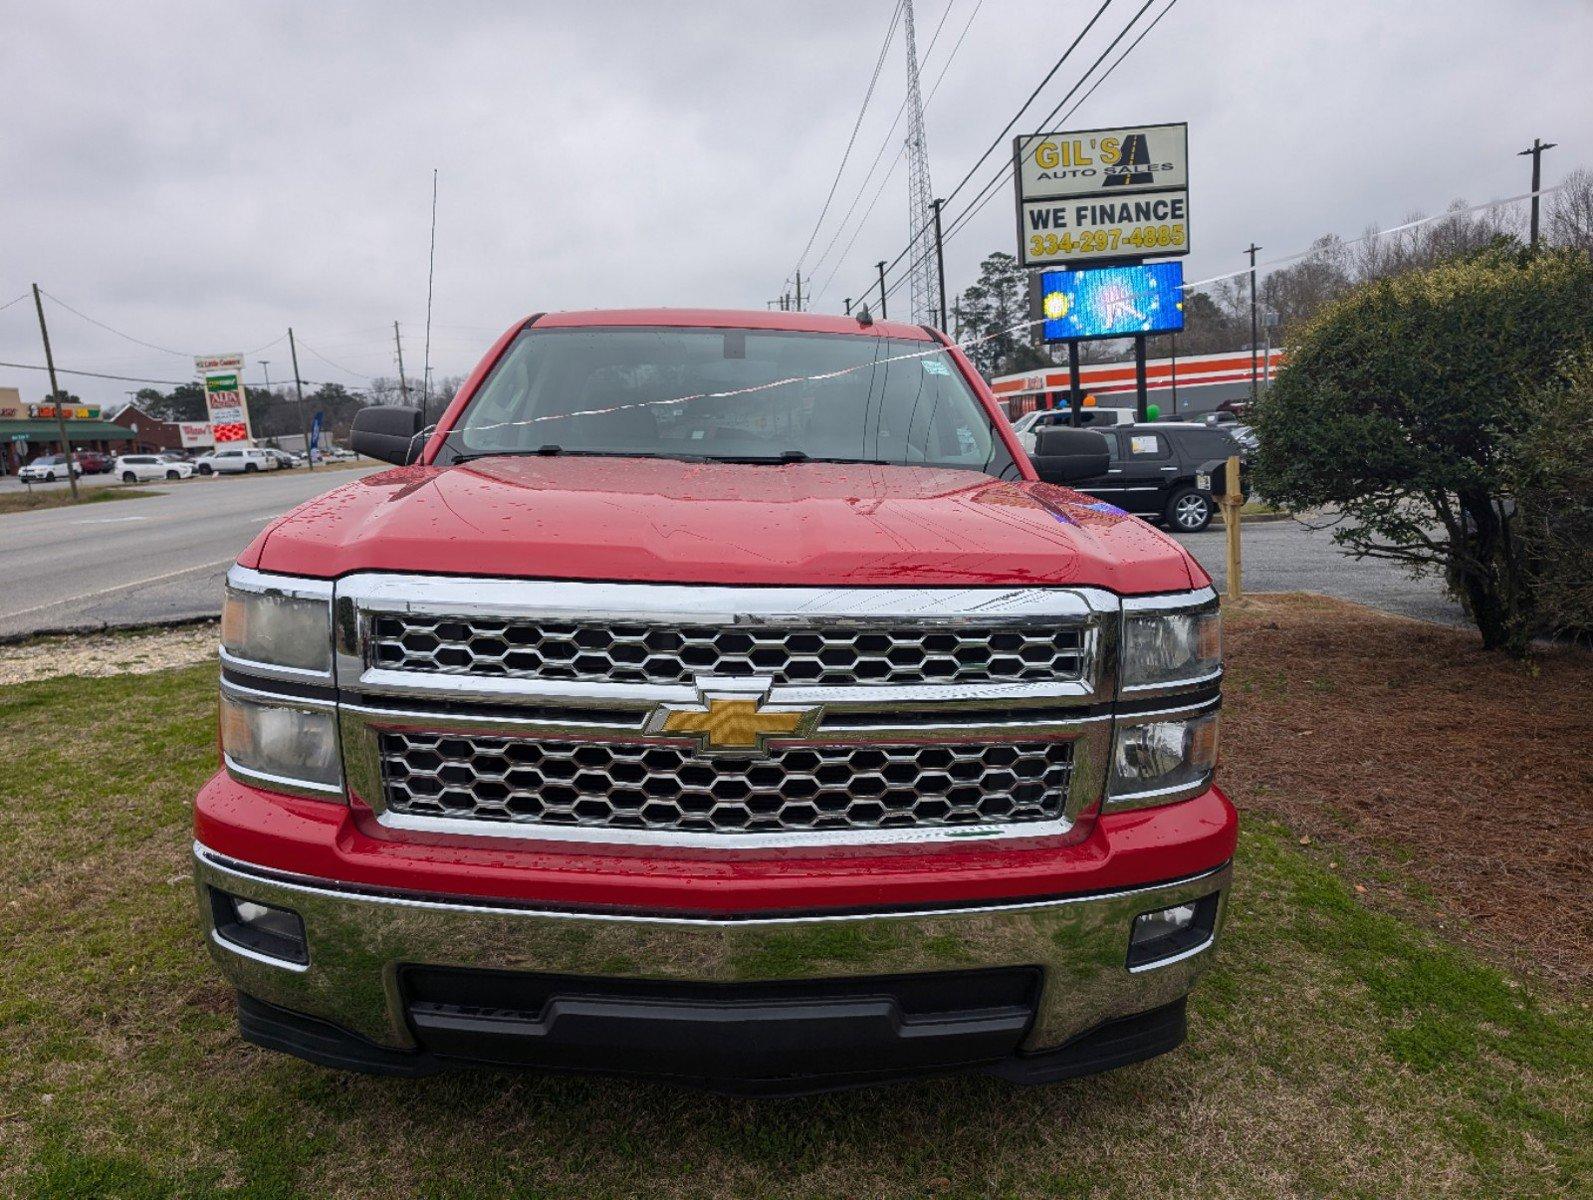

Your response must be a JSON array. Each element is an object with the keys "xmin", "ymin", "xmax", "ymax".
[
  {"xmin": 369, "ymin": 615, "xmax": 1085, "ymax": 687},
  {"xmin": 380, "ymin": 733, "xmax": 1073, "ymax": 834}
]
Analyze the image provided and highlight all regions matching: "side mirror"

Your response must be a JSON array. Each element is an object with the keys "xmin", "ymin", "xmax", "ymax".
[
  {"xmin": 1030, "ymin": 427, "xmax": 1110, "ymax": 484},
  {"xmin": 351, "ymin": 405, "xmax": 424, "ymax": 466}
]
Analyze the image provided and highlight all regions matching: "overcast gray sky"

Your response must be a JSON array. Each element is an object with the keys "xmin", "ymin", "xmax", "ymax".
[{"xmin": 3, "ymin": 0, "xmax": 1590, "ymax": 406}]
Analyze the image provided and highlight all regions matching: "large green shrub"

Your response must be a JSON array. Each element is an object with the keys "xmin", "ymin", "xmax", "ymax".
[
  {"xmin": 1252, "ymin": 248, "xmax": 1593, "ymax": 653},
  {"xmin": 1511, "ymin": 354, "xmax": 1593, "ymax": 641}
]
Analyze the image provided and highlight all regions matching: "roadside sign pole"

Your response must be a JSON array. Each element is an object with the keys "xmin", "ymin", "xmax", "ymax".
[
  {"xmin": 1067, "ymin": 341, "xmax": 1082, "ymax": 427},
  {"xmin": 1133, "ymin": 334, "xmax": 1149, "ymax": 421},
  {"xmin": 1221, "ymin": 454, "xmax": 1243, "ymax": 601},
  {"xmin": 31, "ymin": 283, "xmax": 79, "ymax": 501},
  {"xmin": 287, "ymin": 329, "xmax": 316, "ymax": 470}
]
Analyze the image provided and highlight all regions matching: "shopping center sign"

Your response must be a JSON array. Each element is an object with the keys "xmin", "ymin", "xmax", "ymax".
[
  {"xmin": 196, "ymin": 353, "xmax": 252, "ymax": 443},
  {"xmin": 1013, "ymin": 122, "xmax": 1189, "ymax": 267}
]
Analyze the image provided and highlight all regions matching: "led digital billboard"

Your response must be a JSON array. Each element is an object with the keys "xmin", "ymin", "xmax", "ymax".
[{"xmin": 1039, "ymin": 261, "xmax": 1185, "ymax": 342}]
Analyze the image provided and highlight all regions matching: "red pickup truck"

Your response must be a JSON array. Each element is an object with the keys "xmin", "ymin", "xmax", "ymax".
[{"xmin": 197, "ymin": 309, "xmax": 1234, "ymax": 1094}]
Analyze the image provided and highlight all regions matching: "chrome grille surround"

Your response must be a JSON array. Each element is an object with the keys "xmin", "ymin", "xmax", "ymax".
[
  {"xmin": 333, "ymin": 574, "xmax": 1126, "ymax": 849},
  {"xmin": 379, "ymin": 731, "xmax": 1073, "ymax": 833},
  {"xmin": 368, "ymin": 613, "xmax": 1086, "ymax": 686}
]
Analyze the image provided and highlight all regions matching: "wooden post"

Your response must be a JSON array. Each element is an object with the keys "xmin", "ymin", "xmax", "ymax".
[{"xmin": 1221, "ymin": 454, "xmax": 1243, "ymax": 601}]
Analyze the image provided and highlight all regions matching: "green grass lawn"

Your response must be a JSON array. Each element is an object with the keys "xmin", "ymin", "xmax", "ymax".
[
  {"xmin": 0, "ymin": 486, "xmax": 160, "ymax": 515},
  {"xmin": 1, "ymin": 661, "xmax": 1588, "ymax": 1199}
]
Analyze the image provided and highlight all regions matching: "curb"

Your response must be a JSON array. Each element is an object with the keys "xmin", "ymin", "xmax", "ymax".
[{"xmin": 0, "ymin": 612, "xmax": 220, "ymax": 649}]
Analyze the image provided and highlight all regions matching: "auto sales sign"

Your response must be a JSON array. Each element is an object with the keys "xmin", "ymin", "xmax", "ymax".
[
  {"xmin": 196, "ymin": 353, "xmax": 252, "ymax": 443},
  {"xmin": 1014, "ymin": 122, "xmax": 1189, "ymax": 266}
]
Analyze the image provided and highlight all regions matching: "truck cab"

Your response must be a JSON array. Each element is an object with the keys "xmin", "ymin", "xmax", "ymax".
[{"xmin": 196, "ymin": 309, "xmax": 1235, "ymax": 1094}]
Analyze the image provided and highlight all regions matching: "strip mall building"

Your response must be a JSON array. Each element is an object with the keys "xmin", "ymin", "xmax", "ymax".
[{"xmin": 989, "ymin": 348, "xmax": 1285, "ymax": 420}]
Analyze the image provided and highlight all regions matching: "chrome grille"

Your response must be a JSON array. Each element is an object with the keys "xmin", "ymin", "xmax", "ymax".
[
  {"xmin": 379, "ymin": 733, "xmax": 1073, "ymax": 834},
  {"xmin": 369, "ymin": 615, "xmax": 1086, "ymax": 686}
]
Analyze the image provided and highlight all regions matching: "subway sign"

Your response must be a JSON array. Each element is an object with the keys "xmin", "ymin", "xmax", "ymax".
[{"xmin": 1013, "ymin": 122, "xmax": 1189, "ymax": 267}]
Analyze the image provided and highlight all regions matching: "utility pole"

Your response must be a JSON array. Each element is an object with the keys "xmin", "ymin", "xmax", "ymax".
[
  {"xmin": 393, "ymin": 321, "xmax": 411, "ymax": 405},
  {"xmin": 931, "ymin": 197, "xmax": 948, "ymax": 332},
  {"xmin": 1245, "ymin": 243, "xmax": 1262, "ymax": 406},
  {"xmin": 31, "ymin": 284, "xmax": 78, "ymax": 500},
  {"xmin": 1518, "ymin": 137, "xmax": 1557, "ymax": 250},
  {"xmin": 794, "ymin": 271, "xmax": 802, "ymax": 313},
  {"xmin": 286, "ymin": 328, "xmax": 316, "ymax": 470},
  {"xmin": 876, "ymin": 260, "xmax": 889, "ymax": 320}
]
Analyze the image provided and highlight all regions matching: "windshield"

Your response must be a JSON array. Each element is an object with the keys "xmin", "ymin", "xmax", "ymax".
[{"xmin": 442, "ymin": 327, "xmax": 1017, "ymax": 476}]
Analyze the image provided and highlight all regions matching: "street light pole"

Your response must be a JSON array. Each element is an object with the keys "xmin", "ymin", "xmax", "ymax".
[
  {"xmin": 1517, "ymin": 137, "xmax": 1557, "ymax": 250},
  {"xmin": 1245, "ymin": 243, "xmax": 1262, "ymax": 406}
]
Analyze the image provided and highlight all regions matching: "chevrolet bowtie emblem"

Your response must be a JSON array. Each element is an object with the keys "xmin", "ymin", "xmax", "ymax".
[{"xmin": 644, "ymin": 678, "xmax": 821, "ymax": 754}]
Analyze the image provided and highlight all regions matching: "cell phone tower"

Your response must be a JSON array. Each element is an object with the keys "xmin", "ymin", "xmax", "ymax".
[{"xmin": 902, "ymin": 0, "xmax": 939, "ymax": 327}]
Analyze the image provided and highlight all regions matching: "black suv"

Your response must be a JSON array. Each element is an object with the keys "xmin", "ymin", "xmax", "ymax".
[{"xmin": 1063, "ymin": 423, "xmax": 1244, "ymax": 532}]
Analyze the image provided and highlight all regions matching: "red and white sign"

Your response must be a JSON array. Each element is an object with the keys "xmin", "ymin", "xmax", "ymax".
[
  {"xmin": 196, "ymin": 353, "xmax": 252, "ymax": 444},
  {"xmin": 178, "ymin": 422, "xmax": 215, "ymax": 448}
]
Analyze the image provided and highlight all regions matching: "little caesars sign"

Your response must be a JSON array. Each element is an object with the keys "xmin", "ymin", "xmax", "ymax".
[
  {"xmin": 196, "ymin": 353, "xmax": 252, "ymax": 444},
  {"xmin": 1013, "ymin": 122, "xmax": 1189, "ymax": 266}
]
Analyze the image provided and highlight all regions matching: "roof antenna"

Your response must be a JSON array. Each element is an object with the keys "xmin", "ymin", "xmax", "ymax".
[{"xmin": 855, "ymin": 303, "xmax": 874, "ymax": 328}]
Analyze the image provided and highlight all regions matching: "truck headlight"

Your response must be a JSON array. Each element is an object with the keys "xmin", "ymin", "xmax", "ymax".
[
  {"xmin": 221, "ymin": 569, "xmax": 333, "ymax": 674},
  {"xmin": 221, "ymin": 691, "xmax": 342, "ymax": 793},
  {"xmin": 1120, "ymin": 602, "xmax": 1221, "ymax": 690},
  {"xmin": 1108, "ymin": 709, "xmax": 1218, "ymax": 808}
]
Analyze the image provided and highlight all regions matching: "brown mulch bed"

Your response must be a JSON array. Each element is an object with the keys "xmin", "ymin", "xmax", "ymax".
[{"xmin": 1221, "ymin": 593, "xmax": 1593, "ymax": 989}]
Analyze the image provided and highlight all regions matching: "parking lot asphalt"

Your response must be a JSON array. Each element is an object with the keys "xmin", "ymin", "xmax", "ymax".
[
  {"xmin": 0, "ymin": 468, "xmax": 1462, "ymax": 638},
  {"xmin": 1172, "ymin": 516, "xmax": 1464, "ymax": 626},
  {"xmin": 0, "ymin": 467, "xmax": 379, "ymax": 638}
]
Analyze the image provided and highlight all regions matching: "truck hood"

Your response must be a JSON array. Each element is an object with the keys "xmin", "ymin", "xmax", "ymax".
[{"xmin": 244, "ymin": 457, "xmax": 1203, "ymax": 594}]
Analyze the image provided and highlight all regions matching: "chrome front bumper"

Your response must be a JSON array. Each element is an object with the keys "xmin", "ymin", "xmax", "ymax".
[{"xmin": 194, "ymin": 843, "xmax": 1231, "ymax": 1057}]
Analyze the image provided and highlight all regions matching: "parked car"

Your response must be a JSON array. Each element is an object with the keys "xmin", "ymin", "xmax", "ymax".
[
  {"xmin": 1054, "ymin": 422, "xmax": 1246, "ymax": 532},
  {"xmin": 194, "ymin": 446, "xmax": 280, "ymax": 475},
  {"xmin": 115, "ymin": 453, "xmax": 195, "ymax": 482},
  {"xmin": 197, "ymin": 308, "xmax": 1233, "ymax": 1095},
  {"xmin": 263, "ymin": 449, "xmax": 303, "ymax": 469},
  {"xmin": 1011, "ymin": 406, "xmax": 1132, "ymax": 451},
  {"xmin": 74, "ymin": 450, "xmax": 114, "ymax": 474},
  {"xmin": 324, "ymin": 446, "xmax": 357, "ymax": 461},
  {"xmin": 18, "ymin": 453, "xmax": 81, "ymax": 482}
]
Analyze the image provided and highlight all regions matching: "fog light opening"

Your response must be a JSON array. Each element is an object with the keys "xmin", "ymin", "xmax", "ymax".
[
  {"xmin": 210, "ymin": 889, "xmax": 309, "ymax": 967},
  {"xmin": 1127, "ymin": 892, "xmax": 1219, "ymax": 971}
]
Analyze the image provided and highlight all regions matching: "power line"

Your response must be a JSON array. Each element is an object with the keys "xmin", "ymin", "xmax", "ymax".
[
  {"xmin": 39, "ymin": 289, "xmax": 195, "ymax": 357},
  {"xmin": 856, "ymin": 0, "xmax": 1117, "ymax": 306},
  {"xmin": 889, "ymin": 0, "xmax": 1164, "ymax": 304},
  {"xmin": 803, "ymin": 0, "xmax": 966, "ymax": 289},
  {"xmin": 810, "ymin": 0, "xmax": 984, "ymax": 306},
  {"xmin": 932, "ymin": 0, "xmax": 1171, "ymax": 262},
  {"xmin": 0, "ymin": 292, "xmax": 31, "ymax": 313},
  {"xmin": 785, "ymin": 1, "xmax": 905, "ymax": 289},
  {"xmin": 293, "ymin": 338, "xmax": 381, "ymax": 382}
]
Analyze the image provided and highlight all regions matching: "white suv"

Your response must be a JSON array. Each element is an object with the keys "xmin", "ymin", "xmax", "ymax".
[
  {"xmin": 115, "ymin": 454, "xmax": 195, "ymax": 482},
  {"xmin": 194, "ymin": 447, "xmax": 279, "ymax": 475}
]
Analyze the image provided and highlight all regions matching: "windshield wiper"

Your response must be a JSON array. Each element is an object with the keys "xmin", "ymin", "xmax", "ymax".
[
  {"xmin": 449, "ymin": 446, "xmax": 708, "ymax": 465},
  {"xmin": 702, "ymin": 450, "xmax": 878, "ymax": 465}
]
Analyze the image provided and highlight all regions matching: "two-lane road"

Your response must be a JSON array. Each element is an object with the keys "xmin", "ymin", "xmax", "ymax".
[
  {"xmin": 0, "ymin": 469, "xmax": 376, "ymax": 638},
  {"xmin": 1, "ymin": 469, "xmax": 1461, "ymax": 638}
]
